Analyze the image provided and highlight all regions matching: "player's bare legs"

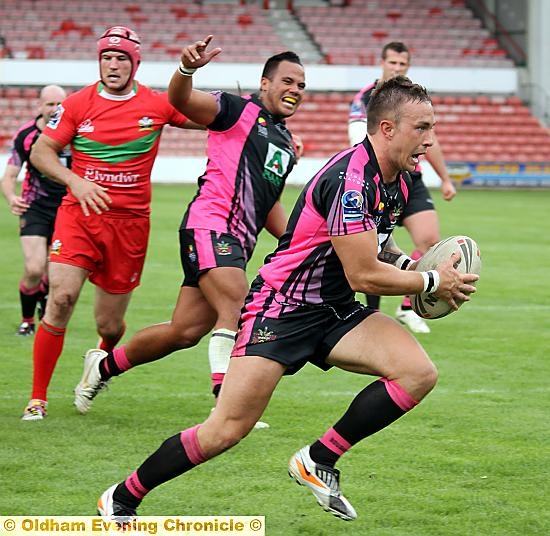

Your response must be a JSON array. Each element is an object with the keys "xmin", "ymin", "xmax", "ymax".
[
  {"xmin": 42, "ymin": 262, "xmax": 89, "ymax": 327},
  {"xmin": 97, "ymin": 312, "xmax": 436, "ymax": 519},
  {"xmin": 326, "ymin": 312, "xmax": 437, "ymax": 398},
  {"xmin": 74, "ymin": 284, "xmax": 218, "ymax": 414},
  {"xmin": 402, "ymin": 209, "xmax": 440, "ymax": 256},
  {"xmin": 20, "ymin": 235, "xmax": 48, "ymax": 289},
  {"xmin": 288, "ymin": 312, "xmax": 437, "ymax": 520},
  {"xmin": 94, "ymin": 288, "xmax": 133, "ymax": 351},
  {"xmin": 397, "ymin": 209, "xmax": 440, "ymax": 333},
  {"xmin": 97, "ymin": 355, "xmax": 285, "ymax": 515},
  {"xmin": 199, "ymin": 267, "xmax": 250, "ymax": 397},
  {"xmin": 197, "ymin": 356, "xmax": 285, "ymax": 455},
  {"xmin": 75, "ymin": 267, "xmax": 245, "ymax": 410},
  {"xmin": 124, "ymin": 285, "xmax": 218, "ymax": 364}
]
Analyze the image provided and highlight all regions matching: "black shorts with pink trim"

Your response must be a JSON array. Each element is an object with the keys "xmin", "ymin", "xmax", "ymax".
[
  {"xmin": 19, "ymin": 201, "xmax": 58, "ymax": 240},
  {"xmin": 398, "ymin": 171, "xmax": 434, "ymax": 224},
  {"xmin": 232, "ymin": 277, "xmax": 376, "ymax": 375},
  {"xmin": 179, "ymin": 228, "xmax": 247, "ymax": 287}
]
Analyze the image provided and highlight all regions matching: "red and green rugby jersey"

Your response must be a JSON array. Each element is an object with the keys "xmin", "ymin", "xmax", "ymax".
[{"xmin": 43, "ymin": 81, "xmax": 188, "ymax": 217}]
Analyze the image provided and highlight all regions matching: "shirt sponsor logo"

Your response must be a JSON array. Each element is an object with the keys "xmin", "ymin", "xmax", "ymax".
[
  {"xmin": 215, "ymin": 241, "xmax": 232, "ymax": 256},
  {"xmin": 47, "ymin": 105, "xmax": 64, "ymax": 130},
  {"xmin": 138, "ymin": 116, "xmax": 154, "ymax": 131},
  {"xmin": 77, "ymin": 119, "xmax": 94, "ymax": 133},
  {"xmin": 338, "ymin": 169, "xmax": 365, "ymax": 188},
  {"xmin": 263, "ymin": 143, "xmax": 291, "ymax": 187},
  {"xmin": 84, "ymin": 168, "xmax": 140, "ymax": 184},
  {"xmin": 341, "ymin": 190, "xmax": 364, "ymax": 222}
]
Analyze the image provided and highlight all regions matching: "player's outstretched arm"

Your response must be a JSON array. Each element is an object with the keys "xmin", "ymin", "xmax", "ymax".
[{"xmin": 168, "ymin": 35, "xmax": 222, "ymax": 126}]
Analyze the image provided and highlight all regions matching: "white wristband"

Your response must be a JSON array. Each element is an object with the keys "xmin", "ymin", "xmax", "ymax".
[
  {"xmin": 420, "ymin": 270, "xmax": 440, "ymax": 293},
  {"xmin": 395, "ymin": 254, "xmax": 414, "ymax": 270},
  {"xmin": 178, "ymin": 62, "xmax": 197, "ymax": 77}
]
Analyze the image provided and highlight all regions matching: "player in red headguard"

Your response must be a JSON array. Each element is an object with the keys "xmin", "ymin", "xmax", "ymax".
[{"xmin": 21, "ymin": 26, "xmax": 201, "ymax": 420}]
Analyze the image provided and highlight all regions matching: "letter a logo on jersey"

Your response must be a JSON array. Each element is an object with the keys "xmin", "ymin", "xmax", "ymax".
[{"xmin": 264, "ymin": 143, "xmax": 290, "ymax": 178}]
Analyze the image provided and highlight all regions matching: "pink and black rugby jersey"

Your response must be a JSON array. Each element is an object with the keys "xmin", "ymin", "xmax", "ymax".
[
  {"xmin": 8, "ymin": 116, "xmax": 69, "ymax": 209},
  {"xmin": 348, "ymin": 81, "xmax": 377, "ymax": 124},
  {"xmin": 259, "ymin": 138, "xmax": 411, "ymax": 307},
  {"xmin": 180, "ymin": 92, "xmax": 297, "ymax": 261},
  {"xmin": 43, "ymin": 82, "xmax": 188, "ymax": 217}
]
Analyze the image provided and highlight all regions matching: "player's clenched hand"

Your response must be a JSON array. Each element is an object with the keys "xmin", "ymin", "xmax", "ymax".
[
  {"xmin": 180, "ymin": 35, "xmax": 222, "ymax": 69},
  {"xmin": 8, "ymin": 195, "xmax": 30, "ymax": 216},
  {"xmin": 434, "ymin": 252, "xmax": 478, "ymax": 310},
  {"xmin": 68, "ymin": 176, "xmax": 112, "ymax": 216},
  {"xmin": 440, "ymin": 180, "xmax": 456, "ymax": 201}
]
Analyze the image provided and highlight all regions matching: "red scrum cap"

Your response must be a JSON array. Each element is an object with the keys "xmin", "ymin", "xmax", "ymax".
[{"xmin": 98, "ymin": 26, "xmax": 141, "ymax": 80}]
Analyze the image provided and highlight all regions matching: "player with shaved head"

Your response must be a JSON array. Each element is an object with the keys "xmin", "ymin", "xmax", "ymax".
[{"xmin": 2, "ymin": 84, "xmax": 69, "ymax": 336}]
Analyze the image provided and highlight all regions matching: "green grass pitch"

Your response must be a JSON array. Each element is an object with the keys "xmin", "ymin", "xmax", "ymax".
[{"xmin": 1, "ymin": 184, "xmax": 549, "ymax": 535}]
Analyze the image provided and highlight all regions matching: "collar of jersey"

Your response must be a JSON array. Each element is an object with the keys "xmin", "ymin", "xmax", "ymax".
[
  {"xmin": 97, "ymin": 81, "xmax": 137, "ymax": 100},
  {"xmin": 251, "ymin": 92, "xmax": 286, "ymax": 124}
]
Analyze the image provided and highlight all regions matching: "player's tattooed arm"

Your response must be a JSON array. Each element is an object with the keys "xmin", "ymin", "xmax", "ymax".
[{"xmin": 378, "ymin": 236, "xmax": 413, "ymax": 270}]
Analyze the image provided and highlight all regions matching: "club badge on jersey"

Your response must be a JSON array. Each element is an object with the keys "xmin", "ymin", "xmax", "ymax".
[
  {"xmin": 47, "ymin": 105, "xmax": 64, "ymax": 130},
  {"xmin": 341, "ymin": 190, "xmax": 364, "ymax": 222}
]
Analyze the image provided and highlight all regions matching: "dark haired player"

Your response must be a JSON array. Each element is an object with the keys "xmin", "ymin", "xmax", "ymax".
[{"xmin": 74, "ymin": 37, "xmax": 306, "ymax": 432}]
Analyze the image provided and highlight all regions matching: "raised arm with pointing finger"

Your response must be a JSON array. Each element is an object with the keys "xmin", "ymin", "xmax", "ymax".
[{"xmin": 74, "ymin": 38, "xmax": 307, "ymax": 435}]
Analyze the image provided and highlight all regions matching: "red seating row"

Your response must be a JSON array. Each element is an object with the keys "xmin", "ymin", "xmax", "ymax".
[
  {"xmin": 3, "ymin": 88, "xmax": 548, "ymax": 163},
  {"xmin": 0, "ymin": 0, "xmax": 286, "ymax": 62},
  {"xmin": 0, "ymin": 0, "xmax": 512, "ymax": 66},
  {"xmin": 296, "ymin": 0, "xmax": 512, "ymax": 67},
  {"xmin": 285, "ymin": 92, "xmax": 550, "ymax": 163}
]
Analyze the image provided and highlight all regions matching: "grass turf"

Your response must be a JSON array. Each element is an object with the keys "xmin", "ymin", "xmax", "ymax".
[{"xmin": 1, "ymin": 184, "xmax": 549, "ymax": 535}]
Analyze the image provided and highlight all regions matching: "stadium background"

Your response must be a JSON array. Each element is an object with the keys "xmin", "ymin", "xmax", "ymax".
[
  {"xmin": 1, "ymin": 0, "xmax": 550, "ymax": 187},
  {"xmin": 2, "ymin": 1, "xmax": 550, "ymax": 530}
]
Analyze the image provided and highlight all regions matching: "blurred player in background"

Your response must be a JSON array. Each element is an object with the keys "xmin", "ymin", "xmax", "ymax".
[
  {"xmin": 1, "ymin": 84, "xmax": 69, "ymax": 336},
  {"xmin": 349, "ymin": 41, "xmax": 456, "ymax": 333},
  {"xmin": 73, "ymin": 36, "xmax": 305, "ymax": 430},
  {"xmin": 96, "ymin": 76, "xmax": 478, "ymax": 521},
  {"xmin": 20, "ymin": 26, "xmax": 200, "ymax": 421}
]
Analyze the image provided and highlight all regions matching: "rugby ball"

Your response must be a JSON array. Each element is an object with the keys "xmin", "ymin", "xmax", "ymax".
[{"xmin": 411, "ymin": 236, "xmax": 481, "ymax": 319}]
